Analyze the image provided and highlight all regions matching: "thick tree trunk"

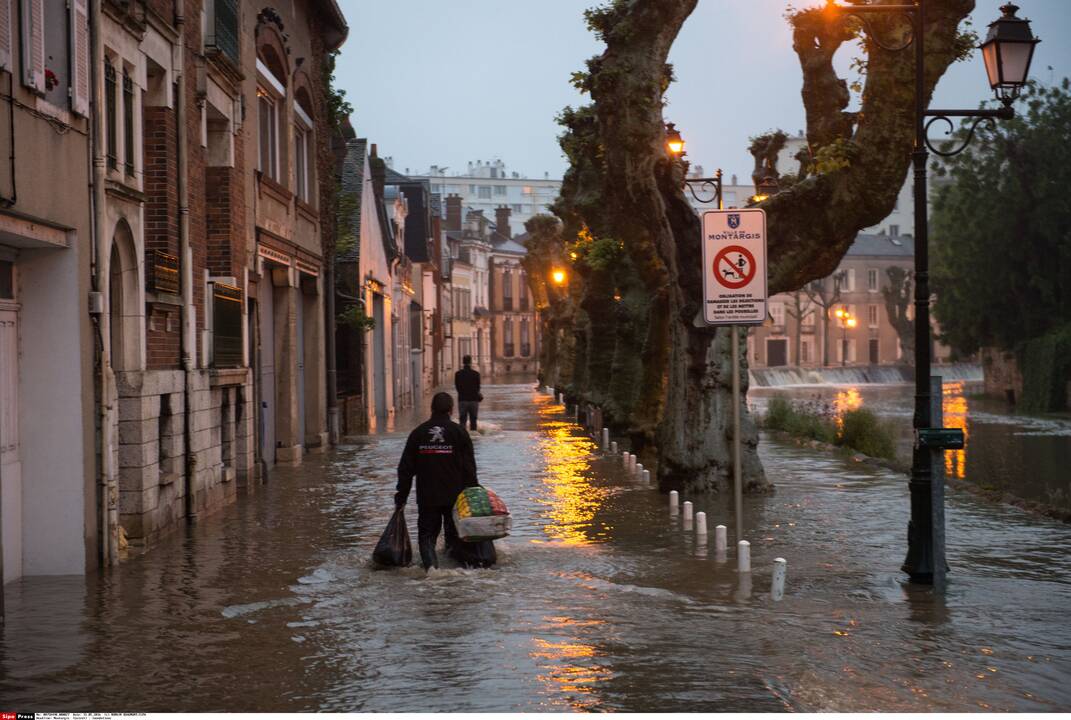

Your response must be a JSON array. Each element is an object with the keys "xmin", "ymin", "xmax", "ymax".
[{"xmin": 546, "ymin": 0, "xmax": 973, "ymax": 494}]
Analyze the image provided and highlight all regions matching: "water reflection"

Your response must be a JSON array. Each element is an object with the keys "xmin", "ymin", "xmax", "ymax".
[
  {"xmin": 832, "ymin": 388, "xmax": 864, "ymax": 431},
  {"xmin": 942, "ymin": 382, "xmax": 969, "ymax": 479},
  {"xmin": 537, "ymin": 420, "xmax": 607, "ymax": 546}
]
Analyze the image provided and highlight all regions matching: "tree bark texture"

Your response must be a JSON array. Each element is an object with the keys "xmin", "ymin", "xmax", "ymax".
[{"xmin": 538, "ymin": 0, "xmax": 974, "ymax": 496}]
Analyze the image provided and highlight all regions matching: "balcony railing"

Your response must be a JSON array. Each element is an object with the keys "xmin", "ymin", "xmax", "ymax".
[
  {"xmin": 520, "ymin": 344, "xmax": 531, "ymax": 357},
  {"xmin": 504, "ymin": 343, "xmax": 515, "ymax": 357},
  {"xmin": 503, "ymin": 296, "xmax": 513, "ymax": 311}
]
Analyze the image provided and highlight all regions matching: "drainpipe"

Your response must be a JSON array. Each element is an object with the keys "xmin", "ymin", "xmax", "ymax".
[
  {"xmin": 325, "ymin": 256, "xmax": 338, "ymax": 444},
  {"xmin": 89, "ymin": 0, "xmax": 116, "ymax": 566},
  {"xmin": 175, "ymin": 0, "xmax": 195, "ymax": 522}
]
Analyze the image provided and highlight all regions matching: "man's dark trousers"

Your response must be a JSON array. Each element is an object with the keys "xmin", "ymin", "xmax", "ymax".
[
  {"xmin": 417, "ymin": 503, "xmax": 460, "ymax": 569},
  {"xmin": 458, "ymin": 401, "xmax": 478, "ymax": 431}
]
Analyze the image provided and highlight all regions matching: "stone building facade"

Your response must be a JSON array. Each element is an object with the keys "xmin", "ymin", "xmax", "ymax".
[
  {"xmin": 0, "ymin": 0, "xmax": 97, "ymax": 582},
  {"xmin": 93, "ymin": 0, "xmax": 346, "ymax": 557},
  {"xmin": 488, "ymin": 208, "xmax": 537, "ymax": 379}
]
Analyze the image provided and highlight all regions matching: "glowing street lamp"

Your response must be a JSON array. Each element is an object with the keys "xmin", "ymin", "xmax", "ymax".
[
  {"xmin": 665, "ymin": 122, "xmax": 685, "ymax": 156},
  {"xmin": 980, "ymin": 3, "xmax": 1041, "ymax": 106},
  {"xmin": 825, "ymin": 0, "xmax": 1041, "ymax": 585},
  {"xmin": 834, "ymin": 306, "xmax": 855, "ymax": 367},
  {"xmin": 551, "ymin": 269, "xmax": 566, "ymax": 286}
]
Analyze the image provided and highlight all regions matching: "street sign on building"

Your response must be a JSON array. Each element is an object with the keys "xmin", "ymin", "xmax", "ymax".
[{"xmin": 701, "ymin": 208, "xmax": 768, "ymax": 325}]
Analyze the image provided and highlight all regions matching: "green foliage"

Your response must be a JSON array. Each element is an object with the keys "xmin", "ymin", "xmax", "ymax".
[
  {"xmin": 1018, "ymin": 323, "xmax": 1071, "ymax": 412},
  {"xmin": 323, "ymin": 50, "xmax": 354, "ymax": 128},
  {"xmin": 836, "ymin": 408, "xmax": 896, "ymax": 461},
  {"xmin": 811, "ymin": 137, "xmax": 857, "ymax": 175},
  {"xmin": 764, "ymin": 398, "xmax": 897, "ymax": 460},
  {"xmin": 932, "ymin": 80, "xmax": 1071, "ymax": 356},
  {"xmin": 762, "ymin": 397, "xmax": 837, "ymax": 445},
  {"xmin": 337, "ymin": 306, "xmax": 375, "ymax": 332}
]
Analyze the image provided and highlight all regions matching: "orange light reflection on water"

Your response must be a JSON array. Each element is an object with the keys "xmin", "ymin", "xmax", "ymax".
[
  {"xmin": 531, "ymin": 636, "xmax": 612, "ymax": 710},
  {"xmin": 537, "ymin": 421, "xmax": 607, "ymax": 546},
  {"xmin": 942, "ymin": 381, "xmax": 969, "ymax": 479},
  {"xmin": 833, "ymin": 387, "xmax": 864, "ymax": 430}
]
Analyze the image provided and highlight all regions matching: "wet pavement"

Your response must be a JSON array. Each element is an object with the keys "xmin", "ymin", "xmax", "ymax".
[{"xmin": 2, "ymin": 383, "xmax": 1070, "ymax": 711}]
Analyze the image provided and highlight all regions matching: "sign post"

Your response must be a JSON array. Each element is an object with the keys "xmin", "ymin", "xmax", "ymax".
[{"xmin": 701, "ymin": 209, "xmax": 768, "ymax": 545}]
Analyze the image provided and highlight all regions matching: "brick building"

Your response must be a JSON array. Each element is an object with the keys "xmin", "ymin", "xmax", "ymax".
[{"xmin": 92, "ymin": 0, "xmax": 346, "ymax": 555}]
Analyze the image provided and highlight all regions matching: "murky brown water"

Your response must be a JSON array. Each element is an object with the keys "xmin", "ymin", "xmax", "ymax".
[
  {"xmin": 2, "ymin": 384, "xmax": 1069, "ymax": 711},
  {"xmin": 750, "ymin": 381, "xmax": 1071, "ymax": 514}
]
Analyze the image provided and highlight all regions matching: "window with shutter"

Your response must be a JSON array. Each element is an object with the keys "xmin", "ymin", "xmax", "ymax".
[
  {"xmin": 21, "ymin": 0, "xmax": 44, "ymax": 91},
  {"xmin": 69, "ymin": 0, "xmax": 89, "ymax": 115},
  {"xmin": 0, "ymin": 0, "xmax": 12, "ymax": 70}
]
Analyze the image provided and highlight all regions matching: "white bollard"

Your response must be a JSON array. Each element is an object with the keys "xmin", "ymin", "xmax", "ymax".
[
  {"xmin": 643, "ymin": 469, "xmax": 651, "ymax": 485},
  {"xmin": 714, "ymin": 525, "xmax": 727, "ymax": 553},
  {"xmin": 610, "ymin": 441, "xmax": 618, "ymax": 454},
  {"xmin": 628, "ymin": 454, "xmax": 635, "ymax": 472},
  {"xmin": 602, "ymin": 428, "xmax": 609, "ymax": 448},
  {"xmin": 636, "ymin": 462, "xmax": 644, "ymax": 480},
  {"xmin": 683, "ymin": 501, "xmax": 694, "ymax": 522},
  {"xmin": 737, "ymin": 540, "xmax": 751, "ymax": 573},
  {"xmin": 669, "ymin": 490, "xmax": 679, "ymax": 514},
  {"xmin": 696, "ymin": 511, "xmax": 708, "ymax": 541},
  {"xmin": 771, "ymin": 557, "xmax": 787, "ymax": 601}
]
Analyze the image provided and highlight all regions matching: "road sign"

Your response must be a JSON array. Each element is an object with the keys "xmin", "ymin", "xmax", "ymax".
[{"xmin": 701, "ymin": 209, "xmax": 768, "ymax": 325}]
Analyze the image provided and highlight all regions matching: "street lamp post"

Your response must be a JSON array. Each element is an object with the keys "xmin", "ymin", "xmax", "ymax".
[
  {"xmin": 834, "ymin": 307, "xmax": 856, "ymax": 367},
  {"xmin": 827, "ymin": 1, "xmax": 1039, "ymax": 585}
]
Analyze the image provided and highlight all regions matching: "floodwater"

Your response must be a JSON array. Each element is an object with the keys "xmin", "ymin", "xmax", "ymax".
[
  {"xmin": 750, "ymin": 380, "xmax": 1071, "ymax": 515},
  {"xmin": 2, "ymin": 384, "xmax": 1070, "ymax": 712}
]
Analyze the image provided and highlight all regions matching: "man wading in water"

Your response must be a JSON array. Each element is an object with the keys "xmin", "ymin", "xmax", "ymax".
[
  {"xmin": 396, "ymin": 392, "xmax": 479, "ymax": 570},
  {"xmin": 454, "ymin": 355, "xmax": 481, "ymax": 431}
]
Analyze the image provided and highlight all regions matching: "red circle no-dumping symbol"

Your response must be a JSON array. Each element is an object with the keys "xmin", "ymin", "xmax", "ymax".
[{"xmin": 713, "ymin": 245, "xmax": 756, "ymax": 289}]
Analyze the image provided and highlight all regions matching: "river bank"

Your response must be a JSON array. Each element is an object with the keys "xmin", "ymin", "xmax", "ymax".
[{"xmin": 749, "ymin": 381, "xmax": 1071, "ymax": 522}]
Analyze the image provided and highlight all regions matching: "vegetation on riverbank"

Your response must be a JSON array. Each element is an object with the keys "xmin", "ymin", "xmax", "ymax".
[{"xmin": 762, "ymin": 396, "xmax": 897, "ymax": 461}]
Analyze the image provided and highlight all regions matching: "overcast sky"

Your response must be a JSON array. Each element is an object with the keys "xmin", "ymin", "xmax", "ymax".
[{"xmin": 335, "ymin": 1, "xmax": 1071, "ymax": 182}]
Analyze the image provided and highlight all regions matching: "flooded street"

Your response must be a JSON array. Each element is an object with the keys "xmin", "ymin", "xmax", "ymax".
[{"xmin": 3, "ymin": 384, "xmax": 1070, "ymax": 712}]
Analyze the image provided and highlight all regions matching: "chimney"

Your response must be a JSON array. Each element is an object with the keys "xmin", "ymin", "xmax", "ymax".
[
  {"xmin": 731, "ymin": 173, "xmax": 738, "ymax": 185},
  {"xmin": 370, "ymin": 143, "xmax": 386, "ymax": 199},
  {"xmin": 446, "ymin": 194, "xmax": 462, "ymax": 232},
  {"xmin": 495, "ymin": 205, "xmax": 511, "ymax": 239}
]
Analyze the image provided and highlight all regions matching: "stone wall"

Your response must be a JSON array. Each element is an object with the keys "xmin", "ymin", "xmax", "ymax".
[
  {"xmin": 982, "ymin": 346, "xmax": 1023, "ymax": 403},
  {"xmin": 116, "ymin": 368, "xmax": 254, "ymax": 548}
]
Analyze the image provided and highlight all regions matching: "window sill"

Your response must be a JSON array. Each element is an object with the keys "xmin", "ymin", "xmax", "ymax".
[
  {"xmin": 296, "ymin": 197, "xmax": 319, "ymax": 222},
  {"xmin": 257, "ymin": 172, "xmax": 293, "ymax": 206}
]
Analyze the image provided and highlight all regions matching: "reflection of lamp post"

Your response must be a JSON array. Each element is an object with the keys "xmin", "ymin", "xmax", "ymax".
[
  {"xmin": 826, "ymin": 0, "xmax": 1039, "ymax": 585},
  {"xmin": 834, "ymin": 307, "xmax": 856, "ymax": 367}
]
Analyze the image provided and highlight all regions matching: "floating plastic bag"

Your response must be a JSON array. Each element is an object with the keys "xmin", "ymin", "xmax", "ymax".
[
  {"xmin": 453, "ymin": 486, "xmax": 512, "ymax": 542},
  {"xmin": 372, "ymin": 507, "xmax": 412, "ymax": 567}
]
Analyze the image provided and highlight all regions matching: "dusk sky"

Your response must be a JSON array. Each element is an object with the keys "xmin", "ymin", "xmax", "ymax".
[{"xmin": 335, "ymin": 1, "xmax": 1071, "ymax": 182}]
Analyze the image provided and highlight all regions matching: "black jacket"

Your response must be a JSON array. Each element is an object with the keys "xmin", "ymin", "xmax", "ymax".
[
  {"xmin": 396, "ymin": 413, "xmax": 479, "ymax": 508},
  {"xmin": 455, "ymin": 366, "xmax": 481, "ymax": 402}
]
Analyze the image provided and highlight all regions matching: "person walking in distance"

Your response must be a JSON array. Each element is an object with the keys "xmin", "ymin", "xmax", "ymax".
[
  {"xmin": 396, "ymin": 392, "xmax": 479, "ymax": 570},
  {"xmin": 455, "ymin": 355, "xmax": 482, "ymax": 431}
]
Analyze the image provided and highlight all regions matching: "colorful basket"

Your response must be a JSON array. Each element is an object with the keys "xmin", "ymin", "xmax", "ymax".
[{"xmin": 453, "ymin": 486, "xmax": 512, "ymax": 542}]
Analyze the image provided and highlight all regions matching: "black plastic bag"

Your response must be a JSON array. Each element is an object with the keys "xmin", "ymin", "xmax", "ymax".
[
  {"xmin": 450, "ymin": 538, "xmax": 497, "ymax": 569},
  {"xmin": 372, "ymin": 507, "xmax": 412, "ymax": 567}
]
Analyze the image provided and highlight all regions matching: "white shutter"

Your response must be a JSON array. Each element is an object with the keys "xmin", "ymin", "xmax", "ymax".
[
  {"xmin": 0, "ymin": 0, "xmax": 12, "ymax": 70},
  {"xmin": 69, "ymin": 0, "xmax": 89, "ymax": 115},
  {"xmin": 20, "ymin": 0, "xmax": 43, "ymax": 91}
]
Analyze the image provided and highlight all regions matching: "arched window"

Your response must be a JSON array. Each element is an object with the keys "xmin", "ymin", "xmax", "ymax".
[
  {"xmin": 108, "ymin": 220, "xmax": 143, "ymax": 372},
  {"xmin": 256, "ymin": 32, "xmax": 288, "ymax": 183},
  {"xmin": 293, "ymin": 86, "xmax": 315, "ymax": 204}
]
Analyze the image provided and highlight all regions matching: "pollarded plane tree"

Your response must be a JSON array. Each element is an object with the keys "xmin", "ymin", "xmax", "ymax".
[{"xmin": 539, "ymin": 0, "xmax": 976, "ymax": 494}]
